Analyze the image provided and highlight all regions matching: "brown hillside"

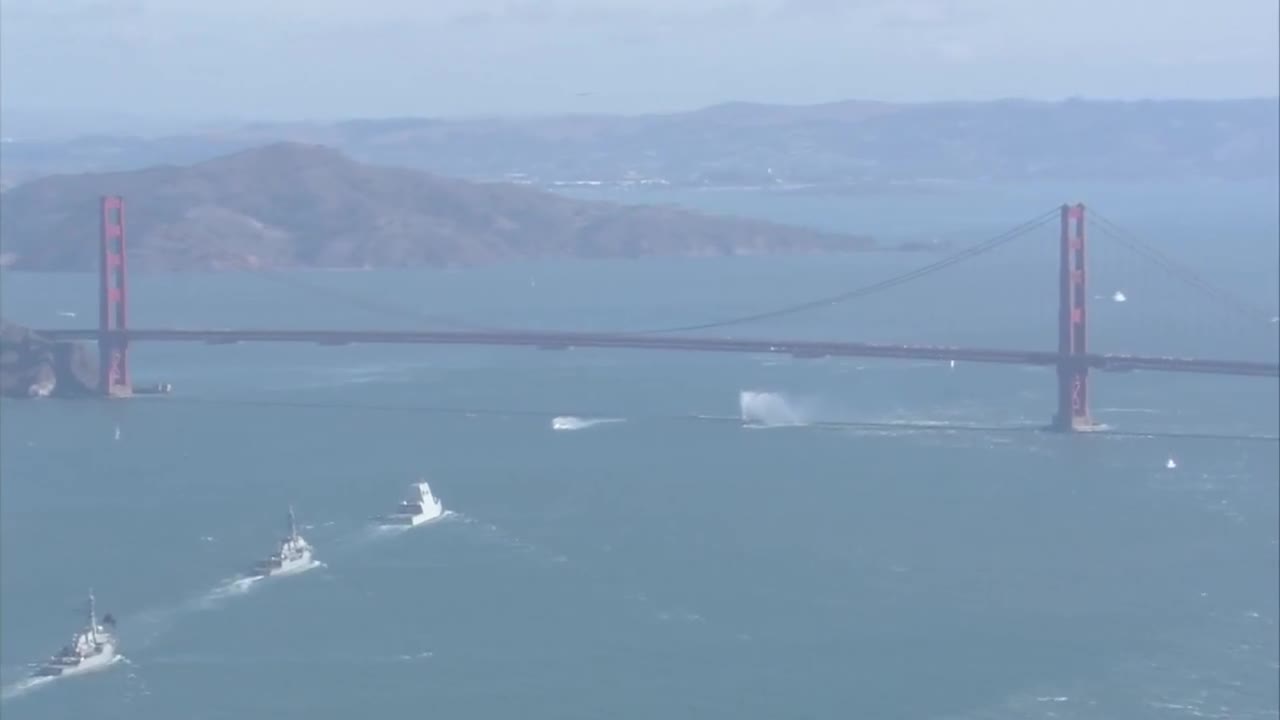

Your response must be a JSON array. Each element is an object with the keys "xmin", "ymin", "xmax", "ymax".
[{"xmin": 0, "ymin": 143, "xmax": 873, "ymax": 271}]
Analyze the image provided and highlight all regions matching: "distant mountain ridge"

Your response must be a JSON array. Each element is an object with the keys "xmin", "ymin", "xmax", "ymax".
[
  {"xmin": 1, "ymin": 98, "xmax": 1275, "ymax": 188},
  {"xmin": 0, "ymin": 143, "xmax": 873, "ymax": 272}
]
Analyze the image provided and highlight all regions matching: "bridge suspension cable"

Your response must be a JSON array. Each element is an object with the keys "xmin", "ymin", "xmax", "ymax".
[
  {"xmin": 244, "ymin": 207, "xmax": 1061, "ymax": 337},
  {"xmin": 248, "ymin": 270, "xmax": 504, "ymax": 332},
  {"xmin": 620, "ymin": 207, "xmax": 1063, "ymax": 335},
  {"xmin": 1087, "ymin": 209, "xmax": 1277, "ymax": 327}
]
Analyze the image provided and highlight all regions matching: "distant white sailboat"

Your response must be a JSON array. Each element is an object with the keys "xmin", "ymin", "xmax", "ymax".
[{"xmin": 113, "ymin": 425, "xmax": 121, "ymax": 441}]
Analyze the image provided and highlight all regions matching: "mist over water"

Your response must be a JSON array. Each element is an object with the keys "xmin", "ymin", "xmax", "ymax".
[
  {"xmin": 739, "ymin": 391, "xmax": 812, "ymax": 427},
  {"xmin": 1, "ymin": 182, "xmax": 1276, "ymax": 719}
]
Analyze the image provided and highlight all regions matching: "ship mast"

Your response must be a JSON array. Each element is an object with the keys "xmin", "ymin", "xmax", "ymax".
[
  {"xmin": 87, "ymin": 589, "xmax": 98, "ymax": 642},
  {"xmin": 287, "ymin": 505, "xmax": 298, "ymax": 541}
]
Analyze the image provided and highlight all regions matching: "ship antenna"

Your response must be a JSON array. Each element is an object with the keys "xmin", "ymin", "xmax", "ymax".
[
  {"xmin": 288, "ymin": 504, "xmax": 298, "ymax": 540},
  {"xmin": 87, "ymin": 588, "xmax": 98, "ymax": 640}
]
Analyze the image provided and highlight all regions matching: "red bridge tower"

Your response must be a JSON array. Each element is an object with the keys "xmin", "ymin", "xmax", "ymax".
[
  {"xmin": 1052, "ymin": 202, "xmax": 1092, "ymax": 431},
  {"xmin": 98, "ymin": 195, "xmax": 132, "ymax": 397}
]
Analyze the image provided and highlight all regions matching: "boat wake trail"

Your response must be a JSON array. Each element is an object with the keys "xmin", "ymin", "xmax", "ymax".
[
  {"xmin": 195, "ymin": 561, "xmax": 326, "ymax": 610},
  {"xmin": 551, "ymin": 416, "xmax": 626, "ymax": 432},
  {"xmin": 739, "ymin": 391, "xmax": 812, "ymax": 428},
  {"xmin": 0, "ymin": 655, "xmax": 126, "ymax": 702},
  {"xmin": 734, "ymin": 392, "xmax": 1063, "ymax": 439},
  {"xmin": 346, "ymin": 510, "xmax": 457, "ymax": 549},
  {"xmin": 364, "ymin": 524, "xmax": 412, "ymax": 540},
  {"xmin": 0, "ymin": 675, "xmax": 55, "ymax": 701},
  {"xmin": 140, "ymin": 650, "xmax": 434, "ymax": 667},
  {"xmin": 120, "ymin": 557, "xmax": 330, "ymax": 653},
  {"xmin": 210, "ymin": 575, "xmax": 262, "ymax": 598}
]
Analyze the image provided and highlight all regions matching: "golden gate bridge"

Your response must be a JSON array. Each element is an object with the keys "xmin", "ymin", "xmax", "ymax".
[{"xmin": 34, "ymin": 196, "xmax": 1279, "ymax": 433}]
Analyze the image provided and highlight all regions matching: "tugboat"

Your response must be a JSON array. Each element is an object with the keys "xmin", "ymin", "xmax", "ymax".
[
  {"xmin": 249, "ymin": 506, "xmax": 314, "ymax": 578},
  {"xmin": 31, "ymin": 590, "xmax": 118, "ymax": 678},
  {"xmin": 378, "ymin": 481, "xmax": 444, "ymax": 526}
]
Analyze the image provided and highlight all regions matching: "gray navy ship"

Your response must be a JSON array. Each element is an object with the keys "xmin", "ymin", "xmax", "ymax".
[
  {"xmin": 31, "ymin": 590, "xmax": 118, "ymax": 678},
  {"xmin": 250, "ymin": 506, "xmax": 314, "ymax": 578}
]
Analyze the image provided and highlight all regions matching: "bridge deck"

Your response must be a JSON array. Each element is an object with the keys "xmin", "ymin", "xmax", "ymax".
[{"xmin": 36, "ymin": 328, "xmax": 1280, "ymax": 378}]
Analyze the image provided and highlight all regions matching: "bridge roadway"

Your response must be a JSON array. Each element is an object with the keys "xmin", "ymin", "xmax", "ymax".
[{"xmin": 37, "ymin": 328, "xmax": 1280, "ymax": 378}]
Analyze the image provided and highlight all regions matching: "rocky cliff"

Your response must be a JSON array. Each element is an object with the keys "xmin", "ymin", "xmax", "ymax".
[{"xmin": 0, "ymin": 321, "xmax": 98, "ymax": 398}]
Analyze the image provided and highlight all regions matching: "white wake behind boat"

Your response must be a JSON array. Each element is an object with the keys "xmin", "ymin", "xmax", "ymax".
[
  {"xmin": 378, "ymin": 481, "xmax": 444, "ymax": 526},
  {"xmin": 31, "ymin": 590, "xmax": 118, "ymax": 678}
]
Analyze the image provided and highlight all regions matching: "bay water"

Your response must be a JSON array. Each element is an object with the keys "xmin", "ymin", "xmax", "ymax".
[{"xmin": 1, "ymin": 181, "xmax": 1276, "ymax": 718}]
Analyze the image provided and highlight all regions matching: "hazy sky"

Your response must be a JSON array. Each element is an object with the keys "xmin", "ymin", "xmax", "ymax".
[{"xmin": 1, "ymin": 0, "xmax": 1276, "ymax": 134}]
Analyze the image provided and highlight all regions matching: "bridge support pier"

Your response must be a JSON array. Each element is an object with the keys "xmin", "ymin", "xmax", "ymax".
[
  {"xmin": 98, "ymin": 195, "xmax": 132, "ymax": 397},
  {"xmin": 1051, "ymin": 202, "xmax": 1092, "ymax": 432}
]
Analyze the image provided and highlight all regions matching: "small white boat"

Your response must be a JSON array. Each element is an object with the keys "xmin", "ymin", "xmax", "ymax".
[
  {"xmin": 1165, "ymin": 457, "xmax": 1177, "ymax": 470},
  {"xmin": 377, "ymin": 481, "xmax": 444, "ymax": 526}
]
